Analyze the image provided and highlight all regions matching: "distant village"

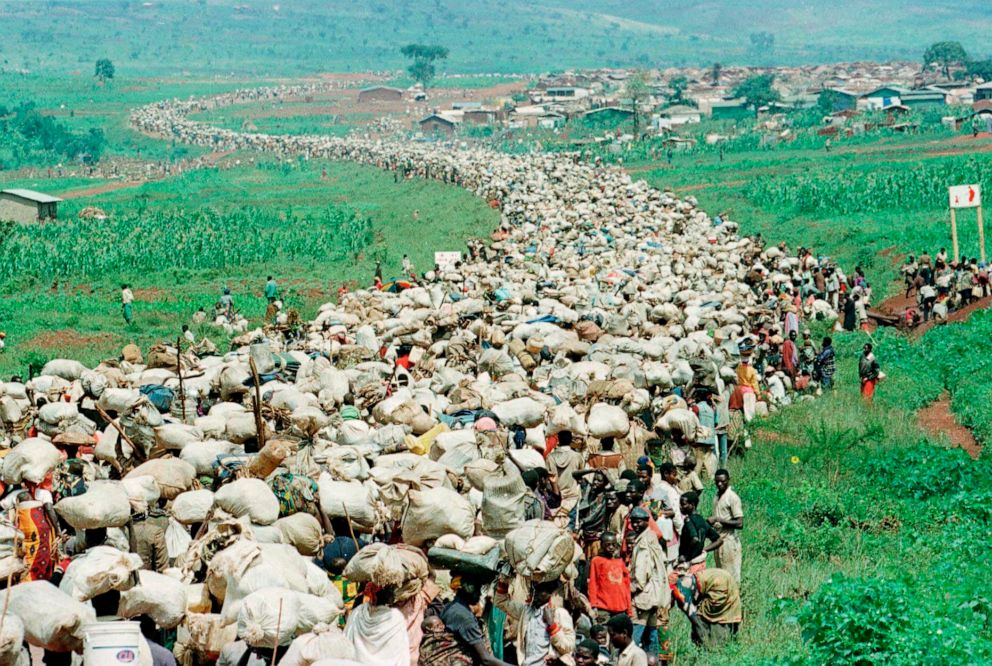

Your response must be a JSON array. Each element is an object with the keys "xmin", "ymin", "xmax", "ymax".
[{"xmin": 356, "ymin": 61, "xmax": 992, "ymax": 142}]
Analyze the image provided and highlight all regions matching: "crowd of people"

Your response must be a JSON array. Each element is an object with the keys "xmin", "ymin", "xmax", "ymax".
[
  {"xmin": 0, "ymin": 86, "xmax": 887, "ymax": 665},
  {"xmin": 900, "ymin": 249, "xmax": 991, "ymax": 325}
]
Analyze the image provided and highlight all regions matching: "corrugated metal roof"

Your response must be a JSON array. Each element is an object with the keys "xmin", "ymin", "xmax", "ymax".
[{"xmin": 1, "ymin": 189, "xmax": 62, "ymax": 203}]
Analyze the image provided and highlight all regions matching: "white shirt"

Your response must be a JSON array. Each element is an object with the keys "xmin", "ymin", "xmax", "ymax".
[{"xmin": 121, "ymin": 288, "xmax": 134, "ymax": 305}]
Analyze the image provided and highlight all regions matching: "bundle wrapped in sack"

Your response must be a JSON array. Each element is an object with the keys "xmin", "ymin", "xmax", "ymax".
[
  {"xmin": 279, "ymin": 623, "xmax": 357, "ymax": 666},
  {"xmin": 55, "ymin": 481, "xmax": 132, "ymax": 530},
  {"xmin": 8, "ymin": 581, "xmax": 96, "ymax": 652},
  {"xmin": 154, "ymin": 423, "xmax": 204, "ymax": 452},
  {"xmin": 2, "ymin": 437, "xmax": 62, "ymax": 485},
  {"xmin": 317, "ymin": 475, "xmax": 380, "ymax": 532},
  {"xmin": 121, "ymin": 475, "xmax": 161, "ymax": 513},
  {"xmin": 343, "ymin": 542, "xmax": 429, "ymax": 600},
  {"xmin": 481, "ymin": 461, "xmax": 526, "ymax": 539},
  {"xmin": 492, "ymin": 397, "xmax": 546, "ymax": 428},
  {"xmin": 275, "ymin": 513, "xmax": 324, "ymax": 556},
  {"xmin": 0, "ymin": 613, "xmax": 26, "ymax": 666},
  {"xmin": 504, "ymin": 520, "xmax": 576, "ymax": 583},
  {"xmin": 118, "ymin": 570, "xmax": 189, "ymax": 629},
  {"xmin": 216, "ymin": 543, "xmax": 310, "ymax": 625},
  {"xmin": 400, "ymin": 487, "xmax": 474, "ymax": 547},
  {"xmin": 41, "ymin": 359, "xmax": 87, "ymax": 381},
  {"xmin": 587, "ymin": 402, "xmax": 630, "ymax": 439},
  {"xmin": 59, "ymin": 545, "xmax": 142, "ymax": 601},
  {"xmin": 248, "ymin": 438, "xmax": 298, "ymax": 479},
  {"xmin": 172, "ymin": 489, "xmax": 215, "ymax": 525},
  {"xmin": 127, "ymin": 458, "xmax": 196, "ymax": 499},
  {"xmin": 215, "ymin": 478, "xmax": 280, "ymax": 526},
  {"xmin": 237, "ymin": 587, "xmax": 301, "ymax": 648}
]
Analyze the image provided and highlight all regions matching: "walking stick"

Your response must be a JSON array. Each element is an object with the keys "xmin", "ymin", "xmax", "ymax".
[{"xmin": 248, "ymin": 357, "xmax": 266, "ymax": 450}]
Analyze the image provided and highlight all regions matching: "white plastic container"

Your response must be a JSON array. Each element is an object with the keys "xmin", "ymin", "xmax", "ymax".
[{"xmin": 82, "ymin": 621, "xmax": 142, "ymax": 665}]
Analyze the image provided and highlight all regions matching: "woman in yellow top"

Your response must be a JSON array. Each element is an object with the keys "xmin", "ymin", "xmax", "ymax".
[{"xmin": 735, "ymin": 358, "xmax": 760, "ymax": 394}]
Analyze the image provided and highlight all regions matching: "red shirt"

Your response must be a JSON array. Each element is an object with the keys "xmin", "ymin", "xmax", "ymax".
[{"xmin": 587, "ymin": 556, "xmax": 632, "ymax": 613}]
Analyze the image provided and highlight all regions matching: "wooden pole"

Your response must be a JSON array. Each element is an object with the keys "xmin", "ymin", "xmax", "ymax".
[
  {"xmin": 978, "ymin": 205, "xmax": 986, "ymax": 265},
  {"xmin": 270, "ymin": 598, "xmax": 283, "ymax": 665},
  {"xmin": 248, "ymin": 357, "xmax": 266, "ymax": 450},
  {"xmin": 176, "ymin": 336, "xmax": 186, "ymax": 424},
  {"xmin": 341, "ymin": 504, "xmax": 360, "ymax": 551},
  {"xmin": 95, "ymin": 403, "xmax": 146, "ymax": 464},
  {"xmin": 951, "ymin": 207, "xmax": 960, "ymax": 264}
]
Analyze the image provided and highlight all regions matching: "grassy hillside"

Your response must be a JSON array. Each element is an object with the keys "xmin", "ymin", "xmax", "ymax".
[{"xmin": 1, "ymin": 0, "xmax": 989, "ymax": 76}]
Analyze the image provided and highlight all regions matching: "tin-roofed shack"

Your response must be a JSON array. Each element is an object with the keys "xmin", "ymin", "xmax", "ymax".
[{"xmin": 0, "ymin": 189, "xmax": 62, "ymax": 223}]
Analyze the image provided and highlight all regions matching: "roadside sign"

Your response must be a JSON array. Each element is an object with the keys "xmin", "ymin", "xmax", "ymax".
[
  {"xmin": 434, "ymin": 251, "xmax": 462, "ymax": 271},
  {"xmin": 949, "ymin": 184, "xmax": 981, "ymax": 209}
]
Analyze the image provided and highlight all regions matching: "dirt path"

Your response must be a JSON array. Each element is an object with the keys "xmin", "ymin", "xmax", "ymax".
[
  {"xmin": 60, "ymin": 180, "xmax": 146, "ymax": 199},
  {"xmin": 918, "ymin": 394, "xmax": 981, "ymax": 458},
  {"xmin": 57, "ymin": 149, "xmax": 235, "ymax": 200}
]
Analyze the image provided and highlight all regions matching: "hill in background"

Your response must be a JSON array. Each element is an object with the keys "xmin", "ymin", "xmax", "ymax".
[{"xmin": 0, "ymin": 0, "xmax": 990, "ymax": 76}]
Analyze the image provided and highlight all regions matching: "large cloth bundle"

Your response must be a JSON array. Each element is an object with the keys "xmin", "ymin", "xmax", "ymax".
[
  {"xmin": 127, "ymin": 458, "xmax": 196, "ymax": 499},
  {"xmin": 238, "ymin": 587, "xmax": 302, "ymax": 647},
  {"xmin": 343, "ymin": 543, "xmax": 428, "ymax": 599},
  {"xmin": 118, "ymin": 570, "xmax": 189, "ymax": 629},
  {"xmin": 0, "ymin": 614, "xmax": 27, "ymax": 666},
  {"xmin": 2, "ymin": 437, "xmax": 62, "ymax": 485},
  {"xmin": 59, "ymin": 545, "xmax": 142, "ymax": 601},
  {"xmin": 504, "ymin": 520, "xmax": 576, "ymax": 582},
  {"xmin": 400, "ymin": 487, "xmax": 474, "ymax": 546},
  {"xmin": 216, "ymin": 478, "xmax": 280, "ymax": 525},
  {"xmin": 317, "ymin": 475, "xmax": 379, "ymax": 531},
  {"xmin": 587, "ymin": 402, "xmax": 631, "ymax": 438},
  {"xmin": 8, "ymin": 581, "xmax": 96, "ymax": 652},
  {"xmin": 55, "ymin": 482, "xmax": 132, "ymax": 530},
  {"xmin": 492, "ymin": 397, "xmax": 546, "ymax": 428},
  {"xmin": 172, "ymin": 489, "xmax": 215, "ymax": 524},
  {"xmin": 275, "ymin": 512, "xmax": 324, "ymax": 556},
  {"xmin": 280, "ymin": 623, "xmax": 357, "ymax": 666},
  {"xmin": 480, "ymin": 461, "xmax": 526, "ymax": 538}
]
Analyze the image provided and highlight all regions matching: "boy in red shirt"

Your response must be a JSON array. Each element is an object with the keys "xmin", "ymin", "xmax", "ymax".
[{"xmin": 586, "ymin": 531, "xmax": 632, "ymax": 624}]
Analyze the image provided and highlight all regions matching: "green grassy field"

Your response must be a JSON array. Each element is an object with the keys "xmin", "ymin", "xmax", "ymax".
[
  {"xmin": 0, "ymin": 159, "xmax": 498, "ymax": 376},
  {"xmin": 1, "ymin": 0, "xmax": 990, "ymax": 74}
]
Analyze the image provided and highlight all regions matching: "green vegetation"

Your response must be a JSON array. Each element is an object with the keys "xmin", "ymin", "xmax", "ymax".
[
  {"xmin": 0, "ymin": 159, "xmax": 498, "ymax": 375},
  {"xmin": 0, "ymin": 101, "xmax": 108, "ymax": 169},
  {"xmin": 400, "ymin": 44, "xmax": 450, "ymax": 89},
  {"xmin": 733, "ymin": 74, "xmax": 782, "ymax": 111},
  {"xmin": 94, "ymin": 58, "xmax": 115, "ymax": 83},
  {"xmin": 2, "ymin": 0, "xmax": 991, "ymax": 75}
]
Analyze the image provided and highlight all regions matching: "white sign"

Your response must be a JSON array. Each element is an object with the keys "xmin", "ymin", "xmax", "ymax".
[
  {"xmin": 434, "ymin": 251, "xmax": 462, "ymax": 271},
  {"xmin": 949, "ymin": 184, "xmax": 982, "ymax": 209}
]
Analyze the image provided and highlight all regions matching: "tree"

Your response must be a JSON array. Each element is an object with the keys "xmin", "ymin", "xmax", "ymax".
[
  {"xmin": 669, "ymin": 75, "xmax": 688, "ymax": 104},
  {"xmin": 733, "ymin": 74, "xmax": 781, "ymax": 111},
  {"xmin": 817, "ymin": 89, "xmax": 838, "ymax": 115},
  {"xmin": 965, "ymin": 59, "xmax": 992, "ymax": 82},
  {"xmin": 710, "ymin": 62, "xmax": 722, "ymax": 86},
  {"xmin": 624, "ymin": 72, "xmax": 651, "ymax": 139},
  {"xmin": 94, "ymin": 58, "xmax": 115, "ymax": 83},
  {"xmin": 923, "ymin": 41, "xmax": 968, "ymax": 79},
  {"xmin": 399, "ymin": 44, "xmax": 448, "ymax": 89}
]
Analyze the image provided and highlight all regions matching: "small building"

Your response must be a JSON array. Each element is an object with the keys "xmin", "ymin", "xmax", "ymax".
[
  {"xmin": 579, "ymin": 106, "xmax": 634, "ymax": 128},
  {"xmin": 655, "ymin": 105, "xmax": 702, "ymax": 129},
  {"xmin": 860, "ymin": 86, "xmax": 906, "ymax": 110},
  {"xmin": 0, "ymin": 189, "xmax": 61, "ymax": 223},
  {"xmin": 357, "ymin": 86, "xmax": 404, "ymax": 103},
  {"xmin": 537, "ymin": 111, "xmax": 566, "ymax": 129},
  {"xmin": 545, "ymin": 87, "xmax": 590, "ymax": 100},
  {"xmin": 900, "ymin": 88, "xmax": 947, "ymax": 109},
  {"xmin": 822, "ymin": 88, "xmax": 860, "ymax": 113},
  {"xmin": 974, "ymin": 82, "xmax": 992, "ymax": 103},
  {"xmin": 418, "ymin": 113, "xmax": 459, "ymax": 137},
  {"xmin": 710, "ymin": 99, "xmax": 753, "ymax": 120},
  {"xmin": 462, "ymin": 108, "xmax": 498, "ymax": 126}
]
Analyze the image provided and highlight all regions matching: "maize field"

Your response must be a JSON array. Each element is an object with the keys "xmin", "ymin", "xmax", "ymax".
[{"xmin": 0, "ymin": 205, "xmax": 373, "ymax": 287}]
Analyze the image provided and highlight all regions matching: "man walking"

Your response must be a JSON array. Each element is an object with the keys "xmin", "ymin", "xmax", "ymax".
[
  {"xmin": 628, "ymin": 507, "xmax": 669, "ymax": 657},
  {"xmin": 121, "ymin": 284, "xmax": 134, "ymax": 325},
  {"xmin": 859, "ymin": 343, "xmax": 881, "ymax": 404},
  {"xmin": 708, "ymin": 470, "xmax": 743, "ymax": 581}
]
